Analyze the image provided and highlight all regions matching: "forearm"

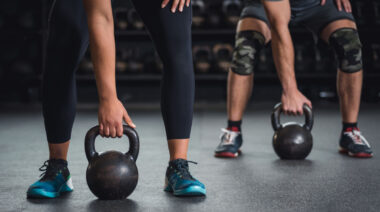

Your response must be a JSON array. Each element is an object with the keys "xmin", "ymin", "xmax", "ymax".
[
  {"xmin": 271, "ymin": 26, "xmax": 298, "ymax": 93},
  {"xmin": 261, "ymin": 0, "xmax": 298, "ymax": 93},
  {"xmin": 83, "ymin": 0, "xmax": 117, "ymax": 101},
  {"xmin": 91, "ymin": 23, "xmax": 117, "ymax": 101}
]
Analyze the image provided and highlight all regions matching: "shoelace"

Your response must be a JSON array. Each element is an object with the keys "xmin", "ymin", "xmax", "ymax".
[
  {"xmin": 220, "ymin": 128, "xmax": 240, "ymax": 145},
  {"xmin": 173, "ymin": 160, "xmax": 198, "ymax": 180},
  {"xmin": 39, "ymin": 160, "xmax": 60, "ymax": 180},
  {"xmin": 344, "ymin": 129, "xmax": 371, "ymax": 147}
]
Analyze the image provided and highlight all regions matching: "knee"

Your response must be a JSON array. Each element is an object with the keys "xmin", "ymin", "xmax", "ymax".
[
  {"xmin": 329, "ymin": 28, "xmax": 363, "ymax": 73},
  {"xmin": 230, "ymin": 30, "xmax": 266, "ymax": 75},
  {"xmin": 161, "ymin": 38, "xmax": 193, "ymax": 74}
]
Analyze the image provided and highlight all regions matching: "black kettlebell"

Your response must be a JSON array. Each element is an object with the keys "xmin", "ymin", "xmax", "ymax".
[
  {"xmin": 192, "ymin": 0, "xmax": 206, "ymax": 28},
  {"xmin": 85, "ymin": 125, "xmax": 139, "ymax": 200},
  {"xmin": 271, "ymin": 103, "xmax": 313, "ymax": 160},
  {"xmin": 222, "ymin": 0, "xmax": 242, "ymax": 26}
]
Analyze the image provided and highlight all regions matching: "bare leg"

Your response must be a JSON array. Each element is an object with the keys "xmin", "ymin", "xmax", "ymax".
[
  {"xmin": 320, "ymin": 20, "xmax": 361, "ymax": 123},
  {"xmin": 227, "ymin": 18, "xmax": 271, "ymax": 121},
  {"xmin": 227, "ymin": 72, "xmax": 254, "ymax": 121},
  {"xmin": 48, "ymin": 140, "xmax": 70, "ymax": 160},
  {"xmin": 337, "ymin": 71, "xmax": 362, "ymax": 123},
  {"xmin": 168, "ymin": 139, "xmax": 189, "ymax": 161}
]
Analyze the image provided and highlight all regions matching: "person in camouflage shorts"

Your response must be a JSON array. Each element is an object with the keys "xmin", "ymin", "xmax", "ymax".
[{"xmin": 214, "ymin": 0, "xmax": 373, "ymax": 158}]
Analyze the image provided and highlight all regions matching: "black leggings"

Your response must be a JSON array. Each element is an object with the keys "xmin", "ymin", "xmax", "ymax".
[{"xmin": 43, "ymin": 0, "xmax": 194, "ymax": 143}]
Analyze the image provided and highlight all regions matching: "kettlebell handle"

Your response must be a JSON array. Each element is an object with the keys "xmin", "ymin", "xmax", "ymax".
[
  {"xmin": 271, "ymin": 103, "xmax": 314, "ymax": 131},
  {"xmin": 84, "ymin": 125, "xmax": 140, "ymax": 162}
]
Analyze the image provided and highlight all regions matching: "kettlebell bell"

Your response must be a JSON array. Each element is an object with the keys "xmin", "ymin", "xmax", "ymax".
[
  {"xmin": 85, "ymin": 125, "xmax": 139, "ymax": 200},
  {"xmin": 271, "ymin": 103, "xmax": 313, "ymax": 160}
]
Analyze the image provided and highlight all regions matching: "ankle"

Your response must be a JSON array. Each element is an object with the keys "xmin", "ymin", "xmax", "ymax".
[
  {"xmin": 342, "ymin": 122, "xmax": 358, "ymax": 131},
  {"xmin": 169, "ymin": 157, "xmax": 187, "ymax": 162},
  {"xmin": 48, "ymin": 158, "xmax": 68, "ymax": 166},
  {"xmin": 227, "ymin": 120, "xmax": 242, "ymax": 132}
]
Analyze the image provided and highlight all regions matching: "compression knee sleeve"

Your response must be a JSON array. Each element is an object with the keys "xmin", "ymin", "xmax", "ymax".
[
  {"xmin": 231, "ymin": 30, "xmax": 266, "ymax": 75},
  {"xmin": 329, "ymin": 28, "xmax": 363, "ymax": 73}
]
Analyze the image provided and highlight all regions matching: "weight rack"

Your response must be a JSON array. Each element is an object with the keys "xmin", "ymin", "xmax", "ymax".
[{"xmin": 0, "ymin": 0, "xmax": 379, "ymax": 103}]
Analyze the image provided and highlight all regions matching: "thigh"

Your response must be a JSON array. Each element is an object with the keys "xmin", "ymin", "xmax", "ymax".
[
  {"xmin": 241, "ymin": 1, "xmax": 270, "ymax": 26},
  {"xmin": 47, "ymin": 0, "xmax": 89, "ymax": 63},
  {"xmin": 261, "ymin": 0, "xmax": 291, "ymax": 25},
  {"xmin": 130, "ymin": 0, "xmax": 192, "ymax": 59},
  {"xmin": 50, "ymin": 0, "xmax": 88, "ymax": 33},
  {"xmin": 320, "ymin": 19, "xmax": 356, "ymax": 43},
  {"xmin": 239, "ymin": 1, "xmax": 271, "ymax": 43},
  {"xmin": 301, "ymin": 0, "xmax": 355, "ymax": 38}
]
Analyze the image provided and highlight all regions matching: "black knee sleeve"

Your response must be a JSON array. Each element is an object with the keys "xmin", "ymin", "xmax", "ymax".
[
  {"xmin": 329, "ymin": 28, "xmax": 363, "ymax": 73},
  {"xmin": 230, "ymin": 30, "xmax": 265, "ymax": 75}
]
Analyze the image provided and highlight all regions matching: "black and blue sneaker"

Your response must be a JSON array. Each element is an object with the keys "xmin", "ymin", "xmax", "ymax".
[
  {"xmin": 27, "ymin": 159, "xmax": 73, "ymax": 198},
  {"xmin": 214, "ymin": 128, "xmax": 243, "ymax": 158},
  {"xmin": 339, "ymin": 127, "xmax": 373, "ymax": 158},
  {"xmin": 164, "ymin": 159, "xmax": 206, "ymax": 196}
]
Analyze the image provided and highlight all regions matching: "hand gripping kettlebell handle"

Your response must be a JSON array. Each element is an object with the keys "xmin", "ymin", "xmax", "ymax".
[
  {"xmin": 84, "ymin": 125, "xmax": 140, "ymax": 162},
  {"xmin": 271, "ymin": 103, "xmax": 314, "ymax": 131}
]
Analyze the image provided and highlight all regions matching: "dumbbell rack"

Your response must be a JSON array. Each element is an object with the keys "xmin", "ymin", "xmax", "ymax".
[
  {"xmin": 0, "ymin": 0, "xmax": 48, "ymax": 102},
  {"xmin": 0, "ymin": 0, "xmax": 379, "ymax": 104},
  {"xmin": 77, "ymin": 0, "xmax": 380, "ymax": 103}
]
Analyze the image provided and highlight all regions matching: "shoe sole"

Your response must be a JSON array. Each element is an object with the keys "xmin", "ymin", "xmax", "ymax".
[
  {"xmin": 27, "ymin": 178, "xmax": 74, "ymax": 199},
  {"xmin": 214, "ymin": 150, "xmax": 241, "ymax": 158},
  {"xmin": 164, "ymin": 185, "xmax": 206, "ymax": 197},
  {"xmin": 339, "ymin": 147, "xmax": 373, "ymax": 158}
]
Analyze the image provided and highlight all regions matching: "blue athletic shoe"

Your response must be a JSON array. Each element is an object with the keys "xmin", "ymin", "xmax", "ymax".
[
  {"xmin": 27, "ymin": 159, "xmax": 73, "ymax": 199},
  {"xmin": 164, "ymin": 159, "xmax": 206, "ymax": 196}
]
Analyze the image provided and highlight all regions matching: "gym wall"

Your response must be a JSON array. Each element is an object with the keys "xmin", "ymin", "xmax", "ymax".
[{"xmin": 0, "ymin": 0, "xmax": 379, "ymax": 104}]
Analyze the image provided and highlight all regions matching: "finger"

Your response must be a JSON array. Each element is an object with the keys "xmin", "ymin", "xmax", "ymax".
[
  {"xmin": 343, "ymin": 0, "xmax": 348, "ymax": 12},
  {"xmin": 110, "ymin": 125, "xmax": 117, "ymax": 138},
  {"xmin": 161, "ymin": 0, "xmax": 170, "ymax": 8},
  {"xmin": 123, "ymin": 112, "xmax": 136, "ymax": 128},
  {"xmin": 104, "ymin": 125, "xmax": 110, "ymax": 137},
  {"xmin": 337, "ymin": 0, "xmax": 342, "ymax": 11},
  {"xmin": 287, "ymin": 109, "xmax": 295, "ymax": 116},
  {"xmin": 307, "ymin": 100, "xmax": 312, "ymax": 109},
  {"xmin": 298, "ymin": 107, "xmax": 304, "ymax": 116},
  {"xmin": 320, "ymin": 0, "xmax": 326, "ymax": 6},
  {"xmin": 282, "ymin": 106, "xmax": 288, "ymax": 114},
  {"xmin": 347, "ymin": 2, "xmax": 352, "ymax": 13},
  {"xmin": 186, "ymin": 0, "xmax": 190, "ymax": 7},
  {"xmin": 99, "ymin": 123, "xmax": 104, "ymax": 137},
  {"xmin": 172, "ymin": 0, "xmax": 180, "ymax": 13},
  {"xmin": 344, "ymin": 1, "xmax": 351, "ymax": 13},
  {"xmin": 179, "ymin": 0, "xmax": 185, "ymax": 12},
  {"xmin": 116, "ymin": 123, "xmax": 123, "ymax": 138}
]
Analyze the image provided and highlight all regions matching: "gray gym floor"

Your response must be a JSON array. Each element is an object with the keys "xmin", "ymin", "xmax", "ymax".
[{"xmin": 0, "ymin": 103, "xmax": 379, "ymax": 212}]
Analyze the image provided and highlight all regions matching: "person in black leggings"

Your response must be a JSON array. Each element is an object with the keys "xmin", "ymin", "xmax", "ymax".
[{"xmin": 27, "ymin": 0, "xmax": 206, "ymax": 199}]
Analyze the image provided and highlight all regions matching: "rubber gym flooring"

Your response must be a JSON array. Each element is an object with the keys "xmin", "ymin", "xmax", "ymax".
[{"xmin": 0, "ymin": 103, "xmax": 379, "ymax": 212}]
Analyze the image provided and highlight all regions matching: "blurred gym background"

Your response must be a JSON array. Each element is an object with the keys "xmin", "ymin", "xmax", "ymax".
[{"xmin": 0, "ymin": 0, "xmax": 379, "ymax": 105}]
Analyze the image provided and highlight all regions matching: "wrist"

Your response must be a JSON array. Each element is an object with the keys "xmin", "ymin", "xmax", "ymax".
[
  {"xmin": 99, "ymin": 94, "xmax": 118, "ymax": 103},
  {"xmin": 282, "ymin": 81, "xmax": 298, "ymax": 93},
  {"xmin": 282, "ymin": 85, "xmax": 298, "ymax": 95}
]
